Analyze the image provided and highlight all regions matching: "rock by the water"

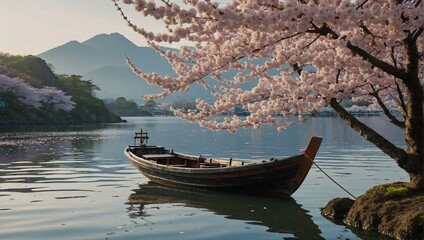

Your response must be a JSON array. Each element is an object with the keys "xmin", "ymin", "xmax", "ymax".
[
  {"xmin": 344, "ymin": 182, "xmax": 424, "ymax": 240},
  {"xmin": 321, "ymin": 197, "xmax": 355, "ymax": 220}
]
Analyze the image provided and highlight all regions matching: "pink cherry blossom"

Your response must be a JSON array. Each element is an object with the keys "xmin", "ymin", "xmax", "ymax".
[
  {"xmin": 0, "ymin": 74, "xmax": 41, "ymax": 107},
  {"xmin": 37, "ymin": 86, "xmax": 75, "ymax": 112},
  {"xmin": 0, "ymin": 74, "xmax": 75, "ymax": 112},
  {"xmin": 113, "ymin": 0, "xmax": 423, "ymax": 188}
]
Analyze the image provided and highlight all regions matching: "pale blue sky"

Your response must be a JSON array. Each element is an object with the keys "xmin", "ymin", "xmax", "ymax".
[{"xmin": 0, "ymin": 0, "xmax": 157, "ymax": 55}]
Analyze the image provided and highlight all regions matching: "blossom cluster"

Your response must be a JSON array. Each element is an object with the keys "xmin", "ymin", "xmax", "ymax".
[
  {"xmin": 0, "ymin": 74, "xmax": 75, "ymax": 112},
  {"xmin": 115, "ymin": 0, "xmax": 423, "ymax": 132}
]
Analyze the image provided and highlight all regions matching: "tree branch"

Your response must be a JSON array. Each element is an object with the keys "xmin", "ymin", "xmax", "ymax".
[
  {"xmin": 308, "ymin": 23, "xmax": 408, "ymax": 81},
  {"xmin": 346, "ymin": 42, "xmax": 408, "ymax": 80},
  {"xmin": 411, "ymin": 27, "xmax": 423, "ymax": 42},
  {"xmin": 356, "ymin": 0, "xmax": 369, "ymax": 10},
  {"xmin": 302, "ymin": 35, "xmax": 321, "ymax": 50},
  {"xmin": 369, "ymin": 84, "xmax": 405, "ymax": 128},
  {"xmin": 394, "ymin": 79, "xmax": 408, "ymax": 114},
  {"xmin": 329, "ymin": 98, "xmax": 412, "ymax": 171},
  {"xmin": 204, "ymin": 32, "xmax": 303, "ymax": 80}
]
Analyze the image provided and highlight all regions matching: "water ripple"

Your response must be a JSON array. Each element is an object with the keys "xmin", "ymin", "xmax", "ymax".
[{"xmin": 0, "ymin": 117, "xmax": 405, "ymax": 240}]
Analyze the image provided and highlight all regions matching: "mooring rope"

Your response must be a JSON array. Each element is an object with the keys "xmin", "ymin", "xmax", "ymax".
[{"xmin": 313, "ymin": 161, "xmax": 357, "ymax": 199}]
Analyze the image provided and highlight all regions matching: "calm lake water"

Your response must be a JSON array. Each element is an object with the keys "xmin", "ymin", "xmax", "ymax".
[{"xmin": 0, "ymin": 116, "xmax": 407, "ymax": 240}]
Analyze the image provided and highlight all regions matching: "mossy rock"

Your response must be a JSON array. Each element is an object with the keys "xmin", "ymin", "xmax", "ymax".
[
  {"xmin": 345, "ymin": 182, "xmax": 424, "ymax": 239},
  {"xmin": 321, "ymin": 197, "xmax": 355, "ymax": 220}
]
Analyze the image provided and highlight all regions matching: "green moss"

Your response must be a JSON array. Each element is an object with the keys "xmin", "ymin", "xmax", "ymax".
[{"xmin": 385, "ymin": 186, "xmax": 410, "ymax": 198}]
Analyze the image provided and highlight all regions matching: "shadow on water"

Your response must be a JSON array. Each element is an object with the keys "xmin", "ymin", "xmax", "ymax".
[
  {"xmin": 126, "ymin": 181, "xmax": 324, "ymax": 239},
  {"xmin": 321, "ymin": 215, "xmax": 395, "ymax": 240}
]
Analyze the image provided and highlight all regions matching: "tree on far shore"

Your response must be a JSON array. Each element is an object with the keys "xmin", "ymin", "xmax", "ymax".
[
  {"xmin": 0, "ymin": 74, "xmax": 75, "ymax": 111},
  {"xmin": 114, "ymin": 0, "xmax": 423, "ymax": 190}
]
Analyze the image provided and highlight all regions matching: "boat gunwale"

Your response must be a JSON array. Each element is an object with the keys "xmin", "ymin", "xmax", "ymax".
[{"xmin": 124, "ymin": 146, "xmax": 308, "ymax": 174}]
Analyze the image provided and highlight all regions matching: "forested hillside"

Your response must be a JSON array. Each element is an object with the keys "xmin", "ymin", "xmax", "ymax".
[{"xmin": 0, "ymin": 53, "xmax": 122, "ymax": 124}]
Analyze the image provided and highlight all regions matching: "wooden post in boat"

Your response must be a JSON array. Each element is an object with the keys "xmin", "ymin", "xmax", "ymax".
[{"xmin": 133, "ymin": 128, "xmax": 150, "ymax": 146}]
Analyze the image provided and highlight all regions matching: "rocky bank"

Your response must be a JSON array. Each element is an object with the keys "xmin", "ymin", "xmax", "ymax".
[{"xmin": 322, "ymin": 182, "xmax": 424, "ymax": 239}]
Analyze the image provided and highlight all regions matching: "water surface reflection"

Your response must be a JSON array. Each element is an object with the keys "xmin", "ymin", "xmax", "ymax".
[
  {"xmin": 0, "ymin": 116, "xmax": 407, "ymax": 239},
  {"xmin": 127, "ymin": 182, "xmax": 323, "ymax": 239}
]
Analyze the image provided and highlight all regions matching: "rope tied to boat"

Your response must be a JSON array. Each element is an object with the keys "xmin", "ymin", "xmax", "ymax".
[{"xmin": 311, "ymin": 159, "xmax": 357, "ymax": 199}]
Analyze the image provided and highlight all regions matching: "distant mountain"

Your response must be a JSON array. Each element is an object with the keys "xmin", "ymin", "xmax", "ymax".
[
  {"xmin": 38, "ymin": 32, "xmax": 198, "ymax": 104},
  {"xmin": 39, "ymin": 40, "xmax": 102, "ymax": 74},
  {"xmin": 83, "ymin": 65, "xmax": 163, "ymax": 102},
  {"xmin": 83, "ymin": 32, "xmax": 138, "ymax": 50}
]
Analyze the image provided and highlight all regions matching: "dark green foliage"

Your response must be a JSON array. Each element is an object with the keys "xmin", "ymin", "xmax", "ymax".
[
  {"xmin": 0, "ymin": 92, "xmax": 22, "ymax": 110},
  {"xmin": 71, "ymin": 95, "xmax": 121, "ymax": 123},
  {"xmin": 57, "ymin": 74, "xmax": 100, "ymax": 97},
  {"xmin": 104, "ymin": 97, "xmax": 151, "ymax": 116},
  {"xmin": 0, "ymin": 103, "xmax": 72, "ymax": 124},
  {"xmin": 143, "ymin": 99, "xmax": 157, "ymax": 109},
  {"xmin": 0, "ymin": 54, "xmax": 58, "ymax": 88}
]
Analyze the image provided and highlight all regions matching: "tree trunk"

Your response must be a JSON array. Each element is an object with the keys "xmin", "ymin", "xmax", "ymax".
[
  {"xmin": 409, "ymin": 173, "xmax": 424, "ymax": 192},
  {"xmin": 403, "ymin": 86, "xmax": 423, "ymax": 191},
  {"xmin": 402, "ymin": 32, "xmax": 424, "ymax": 191},
  {"xmin": 330, "ymin": 98, "xmax": 424, "ymax": 191}
]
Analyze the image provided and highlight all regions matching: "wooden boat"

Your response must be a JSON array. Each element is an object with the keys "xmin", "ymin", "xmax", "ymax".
[{"xmin": 124, "ymin": 129, "xmax": 322, "ymax": 195}]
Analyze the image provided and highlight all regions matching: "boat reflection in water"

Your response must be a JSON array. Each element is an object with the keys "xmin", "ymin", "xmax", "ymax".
[{"xmin": 126, "ymin": 182, "xmax": 323, "ymax": 239}]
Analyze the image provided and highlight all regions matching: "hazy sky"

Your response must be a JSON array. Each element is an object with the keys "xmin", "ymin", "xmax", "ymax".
[{"xmin": 0, "ymin": 0, "xmax": 157, "ymax": 55}]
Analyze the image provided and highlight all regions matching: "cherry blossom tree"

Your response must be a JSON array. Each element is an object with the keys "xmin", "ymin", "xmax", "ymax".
[
  {"xmin": 38, "ymin": 86, "xmax": 75, "ymax": 112},
  {"xmin": 114, "ymin": 0, "xmax": 423, "ymax": 190},
  {"xmin": 0, "ymin": 74, "xmax": 41, "ymax": 107},
  {"xmin": 0, "ymin": 74, "xmax": 75, "ymax": 112}
]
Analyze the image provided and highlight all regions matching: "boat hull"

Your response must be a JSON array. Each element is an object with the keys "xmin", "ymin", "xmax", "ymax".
[{"xmin": 124, "ymin": 136, "xmax": 322, "ymax": 195}]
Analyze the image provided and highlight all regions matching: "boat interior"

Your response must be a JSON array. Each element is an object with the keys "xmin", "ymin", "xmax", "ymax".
[
  {"xmin": 128, "ymin": 145, "xmax": 246, "ymax": 168},
  {"xmin": 129, "ymin": 129, "xmax": 260, "ymax": 168}
]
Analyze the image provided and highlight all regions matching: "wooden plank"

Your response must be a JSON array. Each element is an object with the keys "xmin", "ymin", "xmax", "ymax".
[
  {"xmin": 143, "ymin": 154, "xmax": 175, "ymax": 159},
  {"xmin": 169, "ymin": 164, "xmax": 186, "ymax": 167}
]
